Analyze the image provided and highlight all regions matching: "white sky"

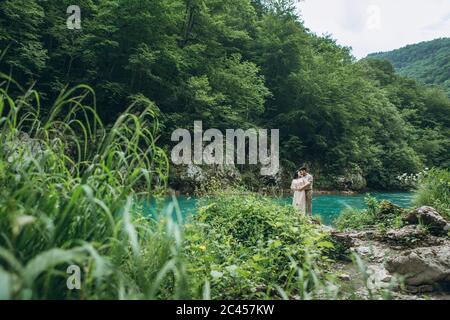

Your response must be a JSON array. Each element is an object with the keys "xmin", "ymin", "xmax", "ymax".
[{"xmin": 297, "ymin": 0, "xmax": 450, "ymax": 58}]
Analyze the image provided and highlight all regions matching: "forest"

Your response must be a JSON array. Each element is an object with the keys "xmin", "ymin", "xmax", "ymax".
[
  {"xmin": 1, "ymin": 0, "xmax": 449, "ymax": 191},
  {"xmin": 369, "ymin": 37, "xmax": 450, "ymax": 96}
]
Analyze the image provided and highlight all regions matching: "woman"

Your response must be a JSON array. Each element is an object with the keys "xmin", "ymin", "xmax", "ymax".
[{"xmin": 291, "ymin": 170, "xmax": 306, "ymax": 214}]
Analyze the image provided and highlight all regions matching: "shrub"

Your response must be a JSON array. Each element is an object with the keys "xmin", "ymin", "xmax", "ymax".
[
  {"xmin": 183, "ymin": 190, "xmax": 337, "ymax": 299},
  {"xmin": 334, "ymin": 196, "xmax": 405, "ymax": 231}
]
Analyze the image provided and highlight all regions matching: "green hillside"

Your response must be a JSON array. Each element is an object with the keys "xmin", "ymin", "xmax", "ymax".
[{"xmin": 368, "ymin": 38, "xmax": 450, "ymax": 95}]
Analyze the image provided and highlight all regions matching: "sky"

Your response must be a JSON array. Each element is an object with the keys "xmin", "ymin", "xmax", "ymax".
[{"xmin": 297, "ymin": 0, "xmax": 450, "ymax": 58}]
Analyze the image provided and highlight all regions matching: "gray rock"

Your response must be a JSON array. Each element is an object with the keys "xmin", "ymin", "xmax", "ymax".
[
  {"xmin": 385, "ymin": 244, "xmax": 450, "ymax": 287},
  {"xmin": 404, "ymin": 206, "xmax": 450, "ymax": 235},
  {"xmin": 406, "ymin": 285, "xmax": 435, "ymax": 294},
  {"xmin": 338, "ymin": 274, "xmax": 351, "ymax": 281},
  {"xmin": 330, "ymin": 231, "xmax": 355, "ymax": 249},
  {"xmin": 383, "ymin": 225, "xmax": 427, "ymax": 246}
]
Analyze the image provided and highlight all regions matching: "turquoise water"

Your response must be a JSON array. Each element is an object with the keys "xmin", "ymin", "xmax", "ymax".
[{"xmin": 146, "ymin": 192, "xmax": 414, "ymax": 225}]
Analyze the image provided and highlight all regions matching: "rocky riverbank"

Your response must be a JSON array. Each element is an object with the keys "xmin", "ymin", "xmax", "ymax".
[
  {"xmin": 169, "ymin": 164, "xmax": 375, "ymax": 195},
  {"xmin": 331, "ymin": 206, "xmax": 450, "ymax": 299}
]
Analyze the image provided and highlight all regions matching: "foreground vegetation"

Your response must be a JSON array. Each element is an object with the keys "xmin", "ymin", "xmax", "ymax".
[
  {"xmin": 334, "ymin": 168, "xmax": 450, "ymax": 231},
  {"xmin": 184, "ymin": 190, "xmax": 337, "ymax": 299},
  {"xmin": 0, "ymin": 76, "xmax": 180, "ymax": 299}
]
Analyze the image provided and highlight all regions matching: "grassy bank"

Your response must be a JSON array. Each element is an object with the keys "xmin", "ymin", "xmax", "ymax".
[
  {"xmin": 334, "ymin": 169, "xmax": 450, "ymax": 231},
  {"xmin": 413, "ymin": 169, "xmax": 450, "ymax": 219},
  {"xmin": 0, "ymin": 76, "xmax": 183, "ymax": 299}
]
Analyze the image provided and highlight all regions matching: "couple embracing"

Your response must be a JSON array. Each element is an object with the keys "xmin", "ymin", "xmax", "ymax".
[{"xmin": 291, "ymin": 167, "xmax": 314, "ymax": 216}]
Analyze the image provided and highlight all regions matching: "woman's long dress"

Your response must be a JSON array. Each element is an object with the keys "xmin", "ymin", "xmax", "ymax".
[{"xmin": 291, "ymin": 178, "xmax": 306, "ymax": 214}]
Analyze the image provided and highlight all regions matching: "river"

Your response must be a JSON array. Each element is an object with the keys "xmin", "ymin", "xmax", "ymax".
[{"xmin": 146, "ymin": 192, "xmax": 414, "ymax": 225}]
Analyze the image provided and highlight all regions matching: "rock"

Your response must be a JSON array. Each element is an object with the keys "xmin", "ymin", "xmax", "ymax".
[
  {"xmin": 330, "ymin": 231, "xmax": 355, "ymax": 249},
  {"xmin": 404, "ymin": 206, "xmax": 450, "ymax": 235},
  {"xmin": 381, "ymin": 274, "xmax": 393, "ymax": 283},
  {"xmin": 367, "ymin": 264, "xmax": 395, "ymax": 289},
  {"xmin": 383, "ymin": 225, "xmax": 428, "ymax": 246},
  {"xmin": 352, "ymin": 242, "xmax": 388, "ymax": 262},
  {"xmin": 406, "ymin": 285, "xmax": 435, "ymax": 294},
  {"xmin": 335, "ymin": 166, "xmax": 367, "ymax": 191},
  {"xmin": 385, "ymin": 244, "xmax": 450, "ymax": 287},
  {"xmin": 338, "ymin": 274, "xmax": 351, "ymax": 281},
  {"xmin": 355, "ymin": 246, "xmax": 371, "ymax": 256}
]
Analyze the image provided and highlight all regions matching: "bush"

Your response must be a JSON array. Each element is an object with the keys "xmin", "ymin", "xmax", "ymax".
[
  {"xmin": 414, "ymin": 168, "xmax": 450, "ymax": 219},
  {"xmin": 334, "ymin": 196, "xmax": 405, "ymax": 231},
  {"xmin": 183, "ymin": 190, "xmax": 337, "ymax": 299}
]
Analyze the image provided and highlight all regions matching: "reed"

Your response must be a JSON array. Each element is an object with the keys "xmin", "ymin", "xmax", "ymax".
[{"xmin": 0, "ymin": 73, "xmax": 188, "ymax": 299}]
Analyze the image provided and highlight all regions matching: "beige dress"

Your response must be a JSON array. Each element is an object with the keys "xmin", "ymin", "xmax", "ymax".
[{"xmin": 291, "ymin": 178, "xmax": 306, "ymax": 214}]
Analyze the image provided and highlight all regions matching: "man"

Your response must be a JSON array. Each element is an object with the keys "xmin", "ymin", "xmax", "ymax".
[{"xmin": 299, "ymin": 167, "xmax": 313, "ymax": 216}]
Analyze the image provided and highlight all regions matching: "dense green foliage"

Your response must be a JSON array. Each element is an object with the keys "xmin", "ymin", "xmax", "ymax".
[
  {"xmin": 369, "ymin": 38, "xmax": 450, "ymax": 96},
  {"xmin": 334, "ymin": 196, "xmax": 405, "ymax": 231},
  {"xmin": 335, "ymin": 169, "xmax": 450, "ymax": 231},
  {"xmin": 1, "ymin": 0, "xmax": 449, "ymax": 190},
  {"xmin": 184, "ymin": 190, "xmax": 336, "ymax": 299},
  {"xmin": 0, "ymin": 77, "xmax": 186, "ymax": 299},
  {"xmin": 414, "ymin": 168, "xmax": 450, "ymax": 219}
]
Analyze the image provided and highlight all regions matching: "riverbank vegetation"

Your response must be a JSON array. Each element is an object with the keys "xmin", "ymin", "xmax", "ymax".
[
  {"xmin": 334, "ymin": 168, "xmax": 450, "ymax": 231},
  {"xmin": 334, "ymin": 197, "xmax": 405, "ymax": 232},
  {"xmin": 414, "ymin": 169, "xmax": 450, "ymax": 219}
]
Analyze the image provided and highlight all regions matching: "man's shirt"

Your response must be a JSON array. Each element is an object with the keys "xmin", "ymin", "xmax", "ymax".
[{"xmin": 304, "ymin": 173, "xmax": 313, "ymax": 191}]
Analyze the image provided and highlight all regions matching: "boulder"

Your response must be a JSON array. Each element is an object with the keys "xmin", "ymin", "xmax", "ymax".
[
  {"xmin": 383, "ymin": 225, "xmax": 427, "ymax": 246},
  {"xmin": 330, "ymin": 231, "xmax": 355, "ymax": 249},
  {"xmin": 338, "ymin": 274, "xmax": 351, "ymax": 281},
  {"xmin": 335, "ymin": 166, "xmax": 367, "ymax": 191},
  {"xmin": 385, "ymin": 244, "xmax": 450, "ymax": 288},
  {"xmin": 404, "ymin": 206, "xmax": 450, "ymax": 235}
]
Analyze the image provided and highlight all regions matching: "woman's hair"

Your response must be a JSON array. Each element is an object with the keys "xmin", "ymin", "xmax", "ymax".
[{"xmin": 293, "ymin": 171, "xmax": 299, "ymax": 179}]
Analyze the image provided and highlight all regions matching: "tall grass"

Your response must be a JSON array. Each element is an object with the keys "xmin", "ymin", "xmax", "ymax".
[
  {"xmin": 0, "ymin": 74, "xmax": 190, "ymax": 299},
  {"xmin": 413, "ymin": 168, "xmax": 450, "ymax": 219}
]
